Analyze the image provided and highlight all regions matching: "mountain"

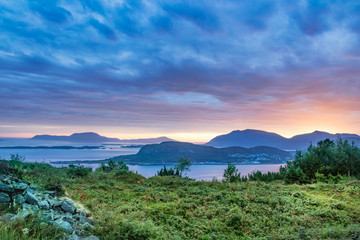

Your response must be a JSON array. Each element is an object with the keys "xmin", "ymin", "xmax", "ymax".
[
  {"xmin": 32, "ymin": 132, "xmax": 120, "ymax": 142},
  {"xmin": 206, "ymin": 129, "xmax": 287, "ymax": 148},
  {"xmin": 32, "ymin": 132, "xmax": 174, "ymax": 144},
  {"xmin": 206, "ymin": 129, "xmax": 360, "ymax": 150},
  {"xmin": 106, "ymin": 141, "xmax": 292, "ymax": 164},
  {"xmin": 118, "ymin": 137, "xmax": 174, "ymax": 144}
]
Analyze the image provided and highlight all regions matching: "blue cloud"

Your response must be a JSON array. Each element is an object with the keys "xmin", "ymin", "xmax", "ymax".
[
  {"xmin": 29, "ymin": 1, "xmax": 72, "ymax": 24},
  {"xmin": 162, "ymin": 2, "xmax": 219, "ymax": 32},
  {"xmin": 80, "ymin": 0, "xmax": 105, "ymax": 15},
  {"xmin": 89, "ymin": 19, "xmax": 118, "ymax": 41}
]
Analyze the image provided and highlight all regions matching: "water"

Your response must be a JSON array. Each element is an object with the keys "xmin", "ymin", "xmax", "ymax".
[{"xmin": 0, "ymin": 138, "xmax": 285, "ymax": 181}]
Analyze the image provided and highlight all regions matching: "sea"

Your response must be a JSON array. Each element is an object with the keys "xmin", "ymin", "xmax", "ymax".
[{"xmin": 0, "ymin": 138, "xmax": 285, "ymax": 181}]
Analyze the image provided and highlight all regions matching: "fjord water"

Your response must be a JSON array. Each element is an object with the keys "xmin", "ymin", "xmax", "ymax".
[{"xmin": 0, "ymin": 138, "xmax": 285, "ymax": 180}]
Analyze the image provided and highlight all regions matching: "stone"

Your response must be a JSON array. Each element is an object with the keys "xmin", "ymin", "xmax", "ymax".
[
  {"xmin": 82, "ymin": 222, "xmax": 94, "ymax": 231},
  {"xmin": 40, "ymin": 210, "xmax": 53, "ymax": 221},
  {"xmin": 47, "ymin": 191, "xmax": 56, "ymax": 197},
  {"xmin": 48, "ymin": 199, "xmax": 62, "ymax": 207},
  {"xmin": 15, "ymin": 209, "xmax": 32, "ymax": 220},
  {"xmin": 61, "ymin": 200, "xmax": 76, "ymax": 214},
  {"xmin": 0, "ymin": 192, "xmax": 11, "ymax": 207},
  {"xmin": 22, "ymin": 228, "xmax": 29, "ymax": 235},
  {"xmin": 0, "ymin": 183, "xmax": 14, "ymax": 193},
  {"xmin": 13, "ymin": 182, "xmax": 28, "ymax": 192},
  {"xmin": 63, "ymin": 216, "xmax": 74, "ymax": 224},
  {"xmin": 54, "ymin": 219, "xmax": 73, "ymax": 233},
  {"xmin": 24, "ymin": 191, "xmax": 39, "ymax": 204},
  {"xmin": 67, "ymin": 235, "xmax": 80, "ymax": 240},
  {"xmin": 83, "ymin": 235, "xmax": 100, "ymax": 240},
  {"xmin": 14, "ymin": 195, "xmax": 25, "ymax": 205},
  {"xmin": 38, "ymin": 200, "xmax": 50, "ymax": 210},
  {"xmin": 0, "ymin": 213, "xmax": 15, "ymax": 221}
]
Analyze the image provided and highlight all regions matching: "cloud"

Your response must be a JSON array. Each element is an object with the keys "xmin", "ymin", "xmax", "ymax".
[
  {"xmin": 89, "ymin": 18, "xmax": 118, "ymax": 41},
  {"xmin": 29, "ymin": 1, "xmax": 72, "ymax": 24},
  {"xmin": 162, "ymin": 2, "xmax": 219, "ymax": 32},
  {"xmin": 1, "ymin": 0, "xmax": 360, "ymax": 138}
]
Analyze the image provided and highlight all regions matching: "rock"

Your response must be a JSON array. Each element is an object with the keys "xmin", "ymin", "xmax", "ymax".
[
  {"xmin": 47, "ymin": 191, "xmax": 56, "ymax": 197},
  {"xmin": 0, "ymin": 192, "xmax": 11, "ymax": 207},
  {"xmin": 38, "ymin": 200, "xmax": 50, "ymax": 210},
  {"xmin": 14, "ymin": 195, "xmax": 25, "ymax": 205},
  {"xmin": 82, "ymin": 222, "xmax": 94, "ymax": 231},
  {"xmin": 61, "ymin": 200, "xmax": 76, "ymax": 214},
  {"xmin": 13, "ymin": 182, "xmax": 28, "ymax": 192},
  {"xmin": 0, "ymin": 183, "xmax": 14, "ymax": 193},
  {"xmin": 67, "ymin": 235, "xmax": 80, "ymax": 240},
  {"xmin": 15, "ymin": 209, "xmax": 32, "ymax": 220},
  {"xmin": 24, "ymin": 191, "xmax": 39, "ymax": 204},
  {"xmin": 0, "ymin": 213, "xmax": 15, "ymax": 221},
  {"xmin": 63, "ymin": 216, "xmax": 74, "ymax": 224},
  {"xmin": 54, "ymin": 219, "xmax": 73, "ymax": 233},
  {"xmin": 22, "ymin": 203, "xmax": 39, "ymax": 212},
  {"xmin": 22, "ymin": 228, "xmax": 29, "ymax": 235},
  {"xmin": 29, "ymin": 184, "xmax": 37, "ymax": 190},
  {"xmin": 40, "ymin": 210, "xmax": 53, "ymax": 221},
  {"xmin": 83, "ymin": 235, "xmax": 100, "ymax": 240},
  {"xmin": 48, "ymin": 199, "xmax": 62, "ymax": 207}
]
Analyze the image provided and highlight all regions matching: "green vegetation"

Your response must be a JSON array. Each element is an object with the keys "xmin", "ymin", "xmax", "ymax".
[
  {"xmin": 285, "ymin": 139, "xmax": 360, "ymax": 184},
  {"xmin": 1, "ymin": 140, "xmax": 360, "ymax": 239},
  {"xmin": 156, "ymin": 157, "xmax": 192, "ymax": 177}
]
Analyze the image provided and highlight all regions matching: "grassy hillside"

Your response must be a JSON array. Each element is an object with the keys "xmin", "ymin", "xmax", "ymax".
[{"xmin": 1, "ymin": 160, "xmax": 360, "ymax": 239}]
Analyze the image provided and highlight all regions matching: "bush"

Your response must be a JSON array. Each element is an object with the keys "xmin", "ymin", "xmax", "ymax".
[
  {"xmin": 284, "ymin": 139, "xmax": 360, "ymax": 184},
  {"xmin": 67, "ymin": 164, "xmax": 92, "ymax": 178},
  {"xmin": 98, "ymin": 160, "xmax": 129, "ymax": 173},
  {"xmin": 156, "ymin": 158, "xmax": 192, "ymax": 177}
]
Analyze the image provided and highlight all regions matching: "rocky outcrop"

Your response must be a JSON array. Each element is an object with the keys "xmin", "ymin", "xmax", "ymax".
[{"xmin": 0, "ymin": 174, "xmax": 99, "ymax": 240}]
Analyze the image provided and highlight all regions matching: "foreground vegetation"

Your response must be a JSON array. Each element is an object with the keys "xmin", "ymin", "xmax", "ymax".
[{"xmin": 1, "ymin": 139, "xmax": 360, "ymax": 239}]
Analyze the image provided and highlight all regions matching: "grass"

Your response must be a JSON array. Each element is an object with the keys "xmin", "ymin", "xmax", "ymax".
[{"xmin": 1, "ymin": 161, "xmax": 360, "ymax": 239}]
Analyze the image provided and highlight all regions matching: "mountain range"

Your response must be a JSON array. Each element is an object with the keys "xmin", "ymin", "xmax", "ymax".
[
  {"xmin": 31, "ymin": 132, "xmax": 174, "ymax": 144},
  {"xmin": 206, "ymin": 129, "xmax": 360, "ymax": 150}
]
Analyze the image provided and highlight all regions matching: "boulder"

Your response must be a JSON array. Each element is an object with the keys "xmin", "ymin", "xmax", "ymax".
[
  {"xmin": 83, "ymin": 235, "xmax": 100, "ymax": 240},
  {"xmin": 24, "ymin": 191, "xmax": 39, "ymax": 204},
  {"xmin": 0, "ymin": 213, "xmax": 15, "ymax": 221},
  {"xmin": 0, "ymin": 192, "xmax": 11, "ymax": 207},
  {"xmin": 54, "ymin": 219, "xmax": 73, "ymax": 233},
  {"xmin": 67, "ymin": 235, "xmax": 80, "ymax": 240},
  {"xmin": 13, "ymin": 182, "xmax": 28, "ymax": 192},
  {"xmin": 14, "ymin": 195, "xmax": 25, "ymax": 205},
  {"xmin": 38, "ymin": 200, "xmax": 50, "ymax": 210},
  {"xmin": 48, "ymin": 199, "xmax": 62, "ymax": 207},
  {"xmin": 0, "ymin": 183, "xmax": 14, "ymax": 193},
  {"xmin": 15, "ymin": 209, "xmax": 32, "ymax": 220},
  {"xmin": 61, "ymin": 200, "xmax": 76, "ymax": 214}
]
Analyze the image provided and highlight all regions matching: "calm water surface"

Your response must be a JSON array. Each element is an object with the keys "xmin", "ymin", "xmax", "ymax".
[{"xmin": 0, "ymin": 138, "xmax": 285, "ymax": 181}]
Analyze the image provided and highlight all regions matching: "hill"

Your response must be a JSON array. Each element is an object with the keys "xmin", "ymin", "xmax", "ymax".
[
  {"xmin": 109, "ymin": 141, "xmax": 292, "ymax": 164},
  {"xmin": 206, "ymin": 129, "xmax": 360, "ymax": 150},
  {"xmin": 31, "ymin": 132, "xmax": 174, "ymax": 144}
]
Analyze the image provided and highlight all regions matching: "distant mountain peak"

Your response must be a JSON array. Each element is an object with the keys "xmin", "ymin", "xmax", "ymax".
[
  {"xmin": 207, "ymin": 129, "xmax": 360, "ymax": 150},
  {"xmin": 31, "ymin": 132, "xmax": 174, "ymax": 144}
]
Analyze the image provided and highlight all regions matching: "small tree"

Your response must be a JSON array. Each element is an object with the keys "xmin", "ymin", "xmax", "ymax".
[
  {"xmin": 174, "ymin": 157, "xmax": 191, "ymax": 176},
  {"xmin": 223, "ymin": 162, "xmax": 241, "ymax": 182}
]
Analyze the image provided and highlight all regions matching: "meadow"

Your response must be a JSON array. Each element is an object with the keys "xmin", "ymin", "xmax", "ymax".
[{"xmin": 1, "ymin": 159, "xmax": 360, "ymax": 240}]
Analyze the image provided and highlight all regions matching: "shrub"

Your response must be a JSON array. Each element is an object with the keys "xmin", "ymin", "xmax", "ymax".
[
  {"xmin": 67, "ymin": 164, "xmax": 92, "ymax": 178},
  {"xmin": 284, "ymin": 139, "xmax": 360, "ymax": 184},
  {"xmin": 98, "ymin": 160, "xmax": 129, "ymax": 173}
]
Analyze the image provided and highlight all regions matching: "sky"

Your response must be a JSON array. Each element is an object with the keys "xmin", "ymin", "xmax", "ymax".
[{"xmin": 1, "ymin": 0, "xmax": 360, "ymax": 142}]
